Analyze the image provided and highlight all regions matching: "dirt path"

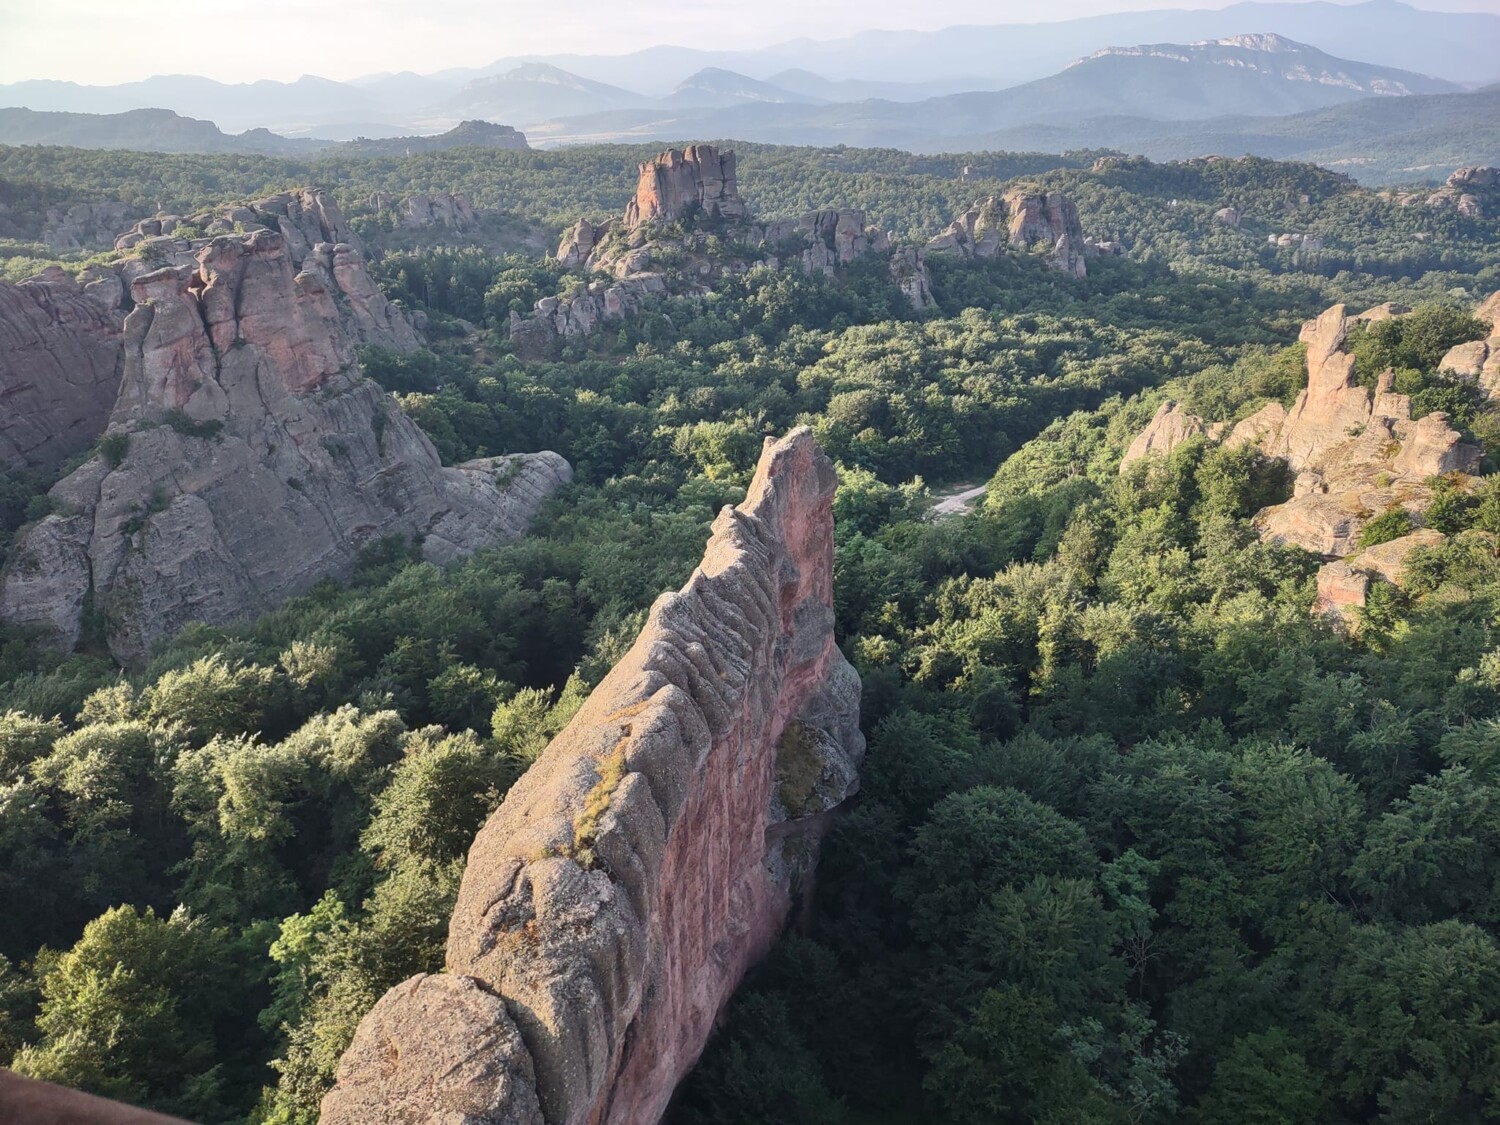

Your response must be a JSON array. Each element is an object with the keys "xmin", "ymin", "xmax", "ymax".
[{"xmin": 930, "ymin": 483, "xmax": 988, "ymax": 518}]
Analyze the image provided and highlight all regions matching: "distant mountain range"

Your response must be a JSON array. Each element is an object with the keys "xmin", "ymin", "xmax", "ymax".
[
  {"xmin": 1, "ymin": 6, "xmax": 1496, "ymax": 187},
  {"xmin": 0, "ymin": 1, "xmax": 1494, "ymax": 140},
  {"xmin": 0, "ymin": 111, "xmax": 529, "ymax": 158}
]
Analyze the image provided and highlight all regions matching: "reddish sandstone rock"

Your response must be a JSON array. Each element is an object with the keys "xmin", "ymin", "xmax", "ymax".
[
  {"xmin": 323, "ymin": 429, "xmax": 864, "ymax": 1125},
  {"xmin": 624, "ymin": 144, "xmax": 749, "ymax": 228}
]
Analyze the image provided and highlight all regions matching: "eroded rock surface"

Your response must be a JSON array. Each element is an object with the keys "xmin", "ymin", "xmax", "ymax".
[
  {"xmin": 1119, "ymin": 401, "xmax": 1216, "ymax": 471},
  {"xmin": 0, "ymin": 230, "xmax": 569, "ymax": 665},
  {"xmin": 324, "ymin": 429, "xmax": 864, "ymax": 1125},
  {"xmin": 113, "ymin": 188, "xmax": 422, "ymax": 354},
  {"xmin": 1314, "ymin": 528, "xmax": 1446, "ymax": 629},
  {"xmin": 0, "ymin": 266, "xmax": 124, "ymax": 470}
]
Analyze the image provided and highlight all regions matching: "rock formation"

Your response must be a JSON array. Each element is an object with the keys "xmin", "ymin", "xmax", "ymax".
[
  {"xmin": 323, "ymin": 429, "xmax": 864, "ymax": 1125},
  {"xmin": 367, "ymin": 191, "xmax": 479, "ymax": 230},
  {"xmin": 1387, "ymin": 166, "xmax": 1499, "ymax": 218},
  {"xmin": 1313, "ymin": 528, "xmax": 1445, "ymax": 629},
  {"xmin": 113, "ymin": 189, "xmax": 423, "ymax": 354},
  {"xmin": 0, "ymin": 266, "xmax": 124, "ymax": 470},
  {"xmin": 623, "ymin": 143, "xmax": 748, "ymax": 228},
  {"xmin": 1439, "ymin": 289, "xmax": 1500, "ymax": 396},
  {"xmin": 41, "ymin": 201, "xmax": 136, "ymax": 250},
  {"xmin": 0, "ymin": 229, "xmax": 570, "ymax": 665},
  {"xmin": 1119, "ymin": 401, "xmax": 1223, "ymax": 470},
  {"xmin": 520, "ymin": 146, "xmax": 933, "ymax": 353},
  {"xmin": 925, "ymin": 191, "xmax": 1091, "ymax": 277},
  {"xmin": 1120, "ymin": 302, "xmax": 1483, "ymax": 556}
]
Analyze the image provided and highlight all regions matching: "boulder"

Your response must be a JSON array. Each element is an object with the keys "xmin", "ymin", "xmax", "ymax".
[
  {"xmin": 0, "ymin": 231, "xmax": 570, "ymax": 665},
  {"xmin": 324, "ymin": 430, "xmax": 863, "ymax": 1125}
]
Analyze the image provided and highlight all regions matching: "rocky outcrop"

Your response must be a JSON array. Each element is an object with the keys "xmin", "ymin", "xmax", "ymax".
[
  {"xmin": 624, "ymin": 144, "xmax": 749, "ymax": 228},
  {"xmin": 1121, "ymin": 302, "xmax": 1484, "ymax": 556},
  {"xmin": 367, "ymin": 191, "xmax": 479, "ymax": 230},
  {"xmin": 524, "ymin": 148, "xmax": 935, "ymax": 350},
  {"xmin": 41, "ymin": 201, "xmax": 136, "ymax": 250},
  {"xmin": 323, "ymin": 429, "xmax": 863, "ymax": 1125},
  {"xmin": 1314, "ymin": 528, "xmax": 1445, "ymax": 629},
  {"xmin": 925, "ymin": 191, "xmax": 1090, "ymax": 277},
  {"xmin": 890, "ymin": 245, "xmax": 936, "ymax": 310},
  {"xmin": 111, "ymin": 189, "xmax": 421, "ymax": 354},
  {"xmin": 1388, "ymin": 166, "xmax": 1499, "ymax": 218},
  {"xmin": 1213, "ymin": 206, "xmax": 1241, "ymax": 227},
  {"xmin": 1119, "ymin": 401, "xmax": 1220, "ymax": 471},
  {"xmin": 0, "ymin": 266, "xmax": 124, "ymax": 470},
  {"xmin": 0, "ymin": 230, "xmax": 569, "ymax": 665},
  {"xmin": 1439, "ymin": 288, "xmax": 1500, "ymax": 396}
]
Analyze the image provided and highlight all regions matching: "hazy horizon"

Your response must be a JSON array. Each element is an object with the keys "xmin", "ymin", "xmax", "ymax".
[{"xmin": 4, "ymin": 0, "xmax": 1499, "ymax": 86}]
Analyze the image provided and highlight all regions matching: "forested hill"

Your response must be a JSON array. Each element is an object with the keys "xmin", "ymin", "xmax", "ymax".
[{"xmin": 1, "ymin": 139, "xmax": 1500, "ymax": 1123}]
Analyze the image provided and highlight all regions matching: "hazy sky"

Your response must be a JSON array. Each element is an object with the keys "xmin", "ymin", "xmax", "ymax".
[{"xmin": 1, "ymin": 0, "xmax": 1497, "ymax": 85}]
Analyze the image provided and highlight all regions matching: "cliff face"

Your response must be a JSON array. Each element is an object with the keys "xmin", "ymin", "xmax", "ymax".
[
  {"xmin": 0, "ymin": 229, "xmax": 569, "ymax": 666},
  {"xmin": 0, "ymin": 267, "xmax": 123, "ymax": 470},
  {"xmin": 324, "ymin": 429, "xmax": 864, "ymax": 1125}
]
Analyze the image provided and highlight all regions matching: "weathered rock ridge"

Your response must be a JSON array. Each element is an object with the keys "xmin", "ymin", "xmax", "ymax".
[
  {"xmin": 1439, "ymin": 288, "xmax": 1500, "ymax": 396},
  {"xmin": 323, "ymin": 429, "xmax": 864, "ymax": 1125},
  {"xmin": 113, "ymin": 188, "xmax": 423, "ymax": 354},
  {"xmin": 1, "ymin": 229, "xmax": 570, "ymax": 665},
  {"xmin": 925, "ymin": 191, "xmax": 1092, "ymax": 277},
  {"xmin": 0, "ymin": 266, "xmax": 124, "ymax": 470},
  {"xmin": 1121, "ymin": 302, "xmax": 1483, "ymax": 556}
]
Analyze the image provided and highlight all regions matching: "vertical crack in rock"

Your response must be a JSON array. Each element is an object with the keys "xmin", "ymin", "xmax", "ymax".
[{"xmin": 323, "ymin": 429, "xmax": 864, "ymax": 1125}]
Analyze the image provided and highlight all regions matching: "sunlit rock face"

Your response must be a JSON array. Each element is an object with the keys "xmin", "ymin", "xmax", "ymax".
[{"xmin": 324, "ymin": 428, "xmax": 864, "ymax": 1125}]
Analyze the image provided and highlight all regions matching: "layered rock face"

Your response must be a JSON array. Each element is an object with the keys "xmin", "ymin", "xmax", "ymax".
[
  {"xmin": 324, "ymin": 429, "xmax": 864, "ymax": 1125},
  {"xmin": 623, "ymin": 144, "xmax": 749, "ymax": 228},
  {"xmin": 1120, "ymin": 302, "xmax": 1484, "ymax": 557},
  {"xmin": 0, "ymin": 230, "xmax": 569, "ymax": 665},
  {"xmin": 0, "ymin": 266, "xmax": 124, "ymax": 470},
  {"xmin": 112, "ymin": 189, "xmax": 422, "ymax": 354},
  {"xmin": 926, "ymin": 191, "xmax": 1091, "ymax": 277}
]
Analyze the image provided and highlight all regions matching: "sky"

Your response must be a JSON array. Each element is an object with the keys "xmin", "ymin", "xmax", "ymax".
[{"xmin": 1, "ymin": 0, "xmax": 1497, "ymax": 85}]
